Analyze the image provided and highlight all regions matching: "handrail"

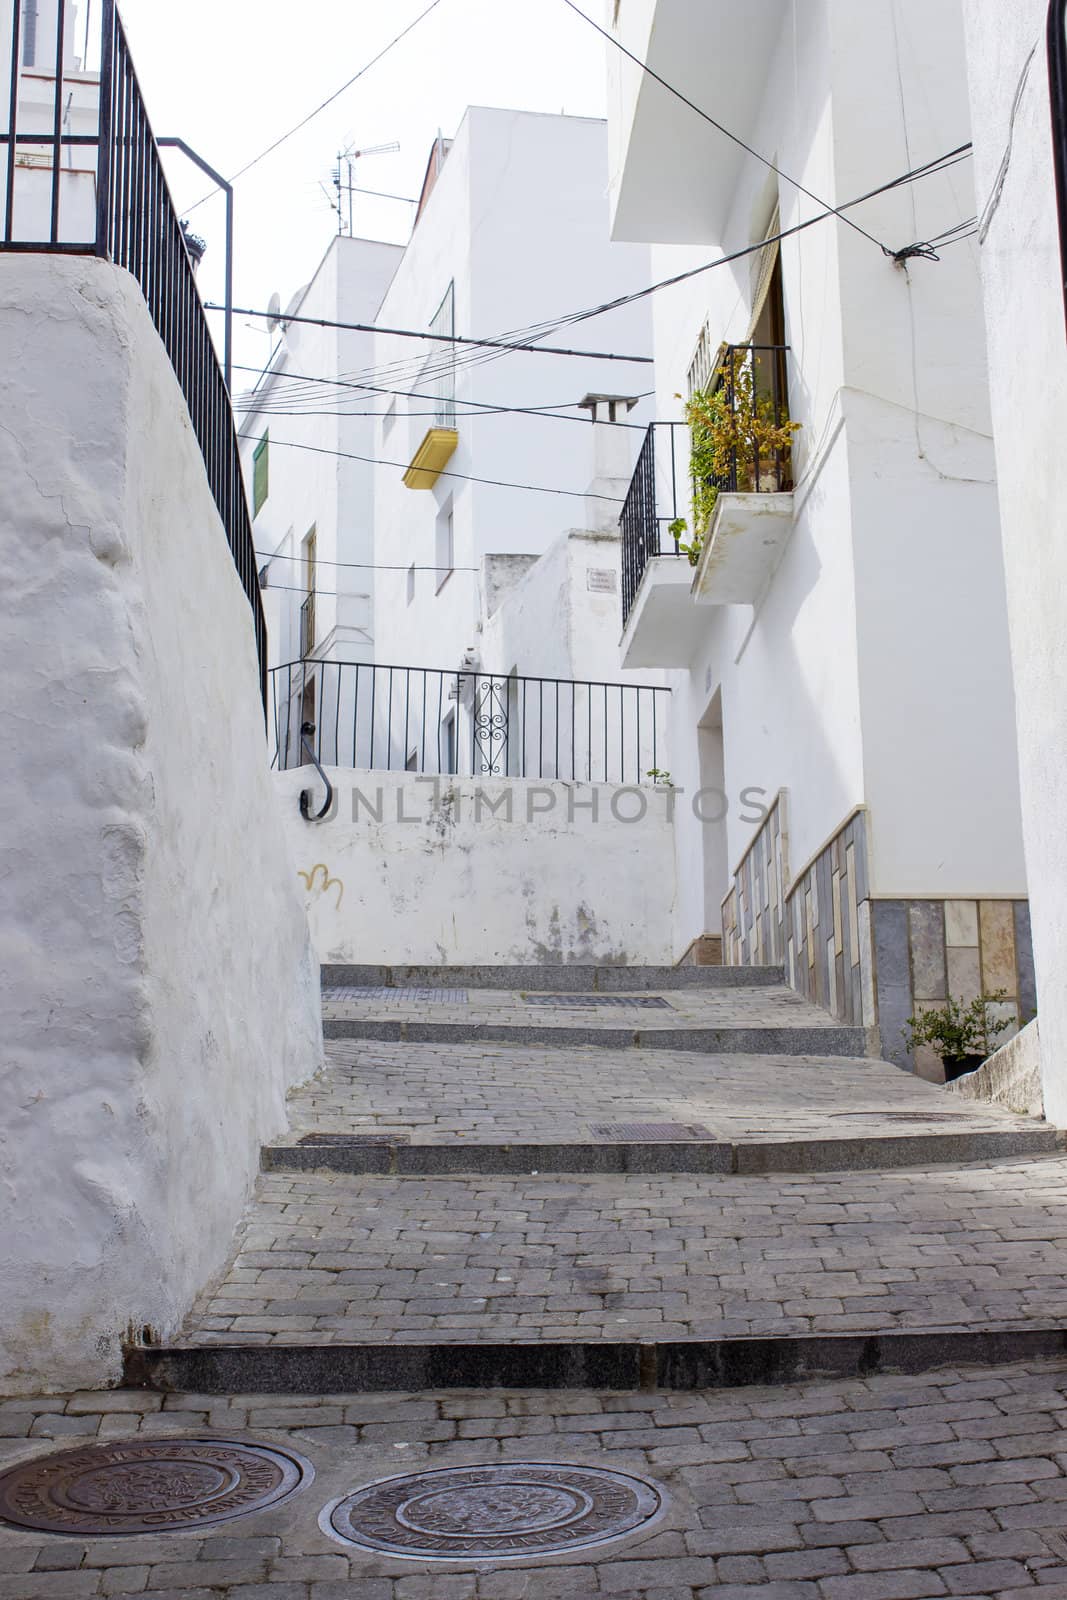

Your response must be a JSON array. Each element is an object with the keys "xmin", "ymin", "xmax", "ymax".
[{"xmin": 298, "ymin": 721, "xmax": 334, "ymax": 822}]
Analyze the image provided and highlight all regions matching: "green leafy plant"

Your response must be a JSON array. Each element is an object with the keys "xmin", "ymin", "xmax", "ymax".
[
  {"xmin": 646, "ymin": 768, "xmax": 674, "ymax": 786},
  {"xmin": 670, "ymin": 349, "xmax": 801, "ymax": 566},
  {"xmin": 903, "ymin": 990, "xmax": 1013, "ymax": 1065}
]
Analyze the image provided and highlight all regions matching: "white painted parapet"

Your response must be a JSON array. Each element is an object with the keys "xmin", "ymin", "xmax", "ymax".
[
  {"xmin": 277, "ymin": 769, "xmax": 677, "ymax": 967},
  {"xmin": 0, "ymin": 256, "xmax": 322, "ymax": 1394}
]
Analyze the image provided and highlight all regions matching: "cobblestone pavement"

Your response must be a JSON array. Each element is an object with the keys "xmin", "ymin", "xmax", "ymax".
[
  {"xmin": 319, "ymin": 986, "xmax": 840, "ymax": 1032},
  {"xmin": 275, "ymin": 1042, "xmax": 1039, "ymax": 1148},
  {"xmin": 5, "ymin": 1360, "xmax": 1067, "ymax": 1596},
  {"xmin": 184, "ymin": 1159, "xmax": 1067, "ymax": 1345}
]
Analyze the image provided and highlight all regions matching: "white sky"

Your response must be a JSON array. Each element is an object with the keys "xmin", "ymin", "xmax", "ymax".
[{"xmin": 113, "ymin": 0, "xmax": 610, "ymax": 375}]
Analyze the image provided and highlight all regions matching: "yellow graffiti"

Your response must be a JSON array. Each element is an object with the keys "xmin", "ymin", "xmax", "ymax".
[{"xmin": 297, "ymin": 863, "xmax": 344, "ymax": 909}]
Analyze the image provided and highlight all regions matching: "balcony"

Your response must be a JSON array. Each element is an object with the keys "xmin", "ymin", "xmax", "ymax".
[
  {"xmin": 690, "ymin": 344, "xmax": 795, "ymax": 606},
  {"xmin": 619, "ymin": 423, "xmax": 707, "ymax": 668},
  {"xmin": 608, "ymin": 0, "xmax": 789, "ymax": 244},
  {"xmin": 619, "ymin": 345, "xmax": 795, "ymax": 661}
]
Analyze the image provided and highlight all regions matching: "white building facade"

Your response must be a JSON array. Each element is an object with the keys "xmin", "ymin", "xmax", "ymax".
[
  {"xmin": 238, "ymin": 235, "xmax": 403, "ymax": 761},
  {"xmin": 365, "ymin": 108, "xmax": 667, "ymax": 784},
  {"xmin": 959, "ymin": 0, "xmax": 1067, "ymax": 1120},
  {"xmin": 607, "ymin": 0, "xmax": 1034, "ymax": 1058}
]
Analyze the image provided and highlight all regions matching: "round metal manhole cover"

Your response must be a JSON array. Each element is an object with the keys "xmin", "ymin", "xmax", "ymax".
[
  {"xmin": 0, "ymin": 1437, "xmax": 313, "ymax": 1536},
  {"xmin": 321, "ymin": 1462, "xmax": 666, "ymax": 1561}
]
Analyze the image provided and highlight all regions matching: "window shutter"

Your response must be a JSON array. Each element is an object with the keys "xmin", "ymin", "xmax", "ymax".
[
  {"xmin": 749, "ymin": 205, "xmax": 781, "ymax": 335},
  {"xmin": 252, "ymin": 432, "xmax": 269, "ymax": 517}
]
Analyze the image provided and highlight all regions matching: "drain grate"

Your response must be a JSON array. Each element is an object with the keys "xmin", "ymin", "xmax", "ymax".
[
  {"xmin": 297, "ymin": 1133, "xmax": 410, "ymax": 1147},
  {"xmin": 324, "ymin": 987, "xmax": 468, "ymax": 1004},
  {"xmin": 589, "ymin": 1122, "xmax": 716, "ymax": 1141},
  {"xmin": 522, "ymin": 993, "xmax": 672, "ymax": 1009},
  {"xmin": 321, "ymin": 1461, "xmax": 666, "ymax": 1561},
  {"xmin": 0, "ymin": 1438, "xmax": 313, "ymax": 1535}
]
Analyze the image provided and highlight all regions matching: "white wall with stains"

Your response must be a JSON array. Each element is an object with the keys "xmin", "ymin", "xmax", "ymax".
[
  {"xmin": 278, "ymin": 769, "xmax": 676, "ymax": 966},
  {"xmin": 0, "ymin": 255, "xmax": 322, "ymax": 1393}
]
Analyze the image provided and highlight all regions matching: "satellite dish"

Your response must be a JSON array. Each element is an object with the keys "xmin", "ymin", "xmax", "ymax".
[{"xmin": 267, "ymin": 291, "xmax": 283, "ymax": 333}]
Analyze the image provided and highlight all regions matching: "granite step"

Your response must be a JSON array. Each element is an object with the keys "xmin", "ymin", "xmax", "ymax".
[
  {"xmin": 320, "ymin": 1019, "xmax": 872, "ymax": 1054},
  {"xmin": 322, "ymin": 962, "xmax": 786, "ymax": 991},
  {"xmin": 139, "ymin": 1155, "xmax": 1067, "ymax": 1393},
  {"xmin": 266, "ymin": 1039, "xmax": 1058, "ymax": 1175},
  {"xmin": 262, "ymin": 1124, "xmax": 1060, "ymax": 1176}
]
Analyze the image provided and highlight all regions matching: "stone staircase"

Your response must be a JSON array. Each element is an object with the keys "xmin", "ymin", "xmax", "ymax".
[{"xmin": 126, "ymin": 964, "xmax": 1066, "ymax": 1396}]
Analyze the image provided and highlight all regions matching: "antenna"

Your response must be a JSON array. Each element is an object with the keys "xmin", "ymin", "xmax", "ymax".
[
  {"xmin": 333, "ymin": 139, "xmax": 401, "ymax": 236},
  {"xmin": 266, "ymin": 292, "xmax": 283, "ymax": 333}
]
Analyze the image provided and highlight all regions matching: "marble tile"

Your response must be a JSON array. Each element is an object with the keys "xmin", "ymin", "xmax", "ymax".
[
  {"xmin": 877, "ymin": 981, "xmax": 914, "ymax": 1071},
  {"xmin": 872, "ymin": 900, "xmax": 910, "ymax": 989},
  {"xmin": 909, "ymin": 901, "xmax": 947, "ymax": 1001},
  {"xmin": 858, "ymin": 898, "xmax": 877, "ymax": 1028},
  {"xmin": 1015, "ymin": 901, "xmax": 1037, "ymax": 1020},
  {"xmin": 947, "ymin": 944, "xmax": 982, "ymax": 1005},
  {"xmin": 945, "ymin": 899, "xmax": 979, "ymax": 948},
  {"xmin": 832, "ymin": 870, "xmax": 843, "ymax": 957},
  {"xmin": 980, "ymin": 900, "xmax": 1017, "ymax": 995}
]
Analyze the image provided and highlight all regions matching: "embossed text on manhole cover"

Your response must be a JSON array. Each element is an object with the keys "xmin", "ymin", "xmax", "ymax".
[
  {"xmin": 589, "ymin": 1122, "xmax": 717, "ymax": 1141},
  {"xmin": 297, "ymin": 1133, "xmax": 411, "ymax": 1147},
  {"xmin": 321, "ymin": 1462, "xmax": 665, "ymax": 1561},
  {"xmin": 522, "ymin": 994, "xmax": 672, "ymax": 1009},
  {"xmin": 324, "ymin": 986, "xmax": 468, "ymax": 1004},
  {"xmin": 0, "ymin": 1438, "xmax": 313, "ymax": 1536}
]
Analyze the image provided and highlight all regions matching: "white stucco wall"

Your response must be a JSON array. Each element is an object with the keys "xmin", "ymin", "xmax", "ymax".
[
  {"xmin": 961, "ymin": 0, "xmax": 1067, "ymax": 1123},
  {"xmin": 0, "ymin": 255, "xmax": 322, "ymax": 1393},
  {"xmin": 604, "ymin": 0, "xmax": 1028, "ymax": 959},
  {"xmin": 240, "ymin": 235, "xmax": 403, "ymax": 673},
  {"xmin": 372, "ymin": 109, "xmax": 654, "ymax": 683},
  {"xmin": 278, "ymin": 769, "xmax": 676, "ymax": 966}
]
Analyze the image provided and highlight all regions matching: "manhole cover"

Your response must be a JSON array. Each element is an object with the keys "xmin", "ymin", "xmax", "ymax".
[
  {"xmin": 321, "ymin": 1462, "xmax": 665, "ymax": 1561},
  {"xmin": 297, "ymin": 1133, "xmax": 410, "ymax": 1147},
  {"xmin": 0, "ymin": 1438, "xmax": 313, "ymax": 1536},
  {"xmin": 522, "ymin": 994, "xmax": 672, "ymax": 1009},
  {"xmin": 589, "ymin": 1122, "xmax": 716, "ymax": 1141},
  {"xmin": 324, "ymin": 987, "xmax": 468, "ymax": 1004}
]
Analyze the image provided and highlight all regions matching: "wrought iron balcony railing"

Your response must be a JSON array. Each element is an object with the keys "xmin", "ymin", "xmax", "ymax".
[
  {"xmin": 620, "ymin": 343, "xmax": 792, "ymax": 625},
  {"xmin": 270, "ymin": 660, "xmax": 670, "ymax": 786},
  {"xmin": 0, "ymin": 0, "xmax": 267, "ymax": 703}
]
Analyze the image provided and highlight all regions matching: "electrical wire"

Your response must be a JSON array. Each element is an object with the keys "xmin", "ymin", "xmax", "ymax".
[
  {"xmin": 238, "ymin": 433, "xmax": 622, "ymax": 501},
  {"xmin": 232, "ymin": 365, "xmax": 652, "ymax": 428},
  {"xmin": 229, "ymin": 142, "xmax": 975, "ymax": 411},
  {"xmin": 261, "ymin": 581, "xmax": 471, "ymax": 598},
  {"xmin": 259, "ymin": 552, "xmax": 477, "ymax": 573},
  {"xmin": 219, "ymin": 304, "xmax": 654, "ymax": 365},
  {"xmin": 559, "ymin": 0, "xmax": 893, "ymax": 256},
  {"xmin": 183, "ymin": 0, "xmax": 443, "ymax": 214}
]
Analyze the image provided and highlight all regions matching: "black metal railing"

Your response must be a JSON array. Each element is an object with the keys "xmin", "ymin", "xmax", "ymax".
[
  {"xmin": 270, "ymin": 660, "xmax": 671, "ymax": 786},
  {"xmin": 620, "ymin": 344, "xmax": 792, "ymax": 625},
  {"xmin": 0, "ymin": 0, "xmax": 267, "ymax": 702},
  {"xmin": 620, "ymin": 422, "xmax": 687, "ymax": 623}
]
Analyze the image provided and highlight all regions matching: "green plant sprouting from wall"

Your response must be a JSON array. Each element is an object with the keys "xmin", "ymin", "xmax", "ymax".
[{"xmin": 670, "ymin": 348, "xmax": 801, "ymax": 567}]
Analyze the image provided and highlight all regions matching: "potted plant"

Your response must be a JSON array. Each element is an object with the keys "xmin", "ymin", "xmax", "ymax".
[
  {"xmin": 669, "ymin": 348, "xmax": 801, "ymax": 566},
  {"xmin": 902, "ymin": 990, "xmax": 1013, "ymax": 1081}
]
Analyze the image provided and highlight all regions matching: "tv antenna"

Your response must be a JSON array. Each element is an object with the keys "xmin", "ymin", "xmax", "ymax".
[{"xmin": 334, "ymin": 140, "xmax": 400, "ymax": 236}]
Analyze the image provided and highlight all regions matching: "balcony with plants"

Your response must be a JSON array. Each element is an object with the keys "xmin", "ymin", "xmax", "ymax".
[{"xmin": 619, "ymin": 341, "xmax": 798, "ymax": 667}]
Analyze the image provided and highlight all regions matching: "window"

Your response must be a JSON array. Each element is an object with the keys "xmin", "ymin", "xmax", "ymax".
[
  {"xmin": 442, "ymin": 710, "xmax": 456, "ymax": 775},
  {"xmin": 300, "ymin": 527, "xmax": 316, "ymax": 655},
  {"xmin": 1049, "ymin": 0, "xmax": 1067, "ymax": 333},
  {"xmin": 406, "ymin": 747, "xmax": 419, "ymax": 772},
  {"xmin": 252, "ymin": 431, "xmax": 269, "ymax": 516},
  {"xmin": 422, "ymin": 282, "xmax": 456, "ymax": 427},
  {"xmin": 406, "ymin": 562, "xmax": 416, "ymax": 605},
  {"xmin": 686, "ymin": 324, "xmax": 717, "ymax": 397},
  {"xmin": 435, "ymin": 499, "xmax": 454, "ymax": 593},
  {"xmin": 383, "ymin": 397, "xmax": 399, "ymax": 441},
  {"xmin": 21, "ymin": 0, "xmax": 38, "ymax": 67}
]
